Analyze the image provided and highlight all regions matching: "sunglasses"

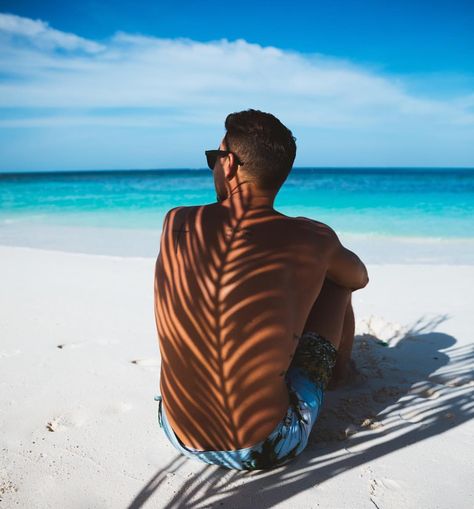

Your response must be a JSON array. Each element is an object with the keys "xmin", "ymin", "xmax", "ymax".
[{"xmin": 205, "ymin": 150, "xmax": 244, "ymax": 171}]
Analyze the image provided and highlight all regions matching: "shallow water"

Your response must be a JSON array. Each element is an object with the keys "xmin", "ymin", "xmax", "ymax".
[{"xmin": 1, "ymin": 168, "xmax": 473, "ymax": 261}]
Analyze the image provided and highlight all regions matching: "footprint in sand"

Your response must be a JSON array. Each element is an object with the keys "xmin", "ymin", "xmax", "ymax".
[
  {"xmin": 130, "ymin": 358, "xmax": 160, "ymax": 370},
  {"xmin": 408, "ymin": 382, "xmax": 444, "ymax": 400},
  {"xmin": 0, "ymin": 349, "xmax": 21, "ymax": 359},
  {"xmin": 107, "ymin": 402, "xmax": 133, "ymax": 414},
  {"xmin": 57, "ymin": 339, "xmax": 120, "ymax": 349},
  {"xmin": 368, "ymin": 469, "xmax": 403, "ymax": 508},
  {"xmin": 56, "ymin": 342, "xmax": 84, "ymax": 350},
  {"xmin": 429, "ymin": 375, "xmax": 474, "ymax": 388},
  {"xmin": 399, "ymin": 408, "xmax": 432, "ymax": 424},
  {"xmin": 95, "ymin": 337, "xmax": 119, "ymax": 346},
  {"xmin": 46, "ymin": 411, "xmax": 87, "ymax": 432}
]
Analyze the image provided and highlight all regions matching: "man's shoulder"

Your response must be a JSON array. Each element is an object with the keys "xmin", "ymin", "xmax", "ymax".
[
  {"xmin": 293, "ymin": 216, "xmax": 337, "ymax": 237},
  {"xmin": 165, "ymin": 205, "xmax": 195, "ymax": 216},
  {"xmin": 163, "ymin": 205, "xmax": 199, "ymax": 225},
  {"xmin": 288, "ymin": 216, "xmax": 340, "ymax": 258}
]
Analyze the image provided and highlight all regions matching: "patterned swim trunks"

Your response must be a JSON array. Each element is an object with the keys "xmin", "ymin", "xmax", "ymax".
[{"xmin": 156, "ymin": 331, "xmax": 337, "ymax": 470}]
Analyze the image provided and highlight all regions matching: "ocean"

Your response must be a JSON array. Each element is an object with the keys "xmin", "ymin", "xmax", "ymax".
[{"xmin": 1, "ymin": 168, "xmax": 473, "ymax": 263}]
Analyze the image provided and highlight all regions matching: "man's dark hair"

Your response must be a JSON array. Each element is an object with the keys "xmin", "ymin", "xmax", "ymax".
[{"xmin": 224, "ymin": 109, "xmax": 296, "ymax": 191}]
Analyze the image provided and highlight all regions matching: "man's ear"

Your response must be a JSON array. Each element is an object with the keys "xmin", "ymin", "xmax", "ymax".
[{"xmin": 224, "ymin": 152, "xmax": 239, "ymax": 180}]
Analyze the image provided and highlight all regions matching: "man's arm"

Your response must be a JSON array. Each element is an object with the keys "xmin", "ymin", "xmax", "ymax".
[
  {"xmin": 326, "ymin": 231, "xmax": 369, "ymax": 291},
  {"xmin": 296, "ymin": 216, "xmax": 369, "ymax": 291}
]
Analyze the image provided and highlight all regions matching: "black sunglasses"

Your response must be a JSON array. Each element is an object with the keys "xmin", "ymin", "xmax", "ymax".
[{"xmin": 205, "ymin": 150, "xmax": 244, "ymax": 171}]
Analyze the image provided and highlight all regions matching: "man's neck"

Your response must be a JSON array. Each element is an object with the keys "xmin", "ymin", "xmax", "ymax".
[{"xmin": 221, "ymin": 183, "xmax": 277, "ymax": 210}]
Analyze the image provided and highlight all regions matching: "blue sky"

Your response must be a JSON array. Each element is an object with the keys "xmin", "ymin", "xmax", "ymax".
[{"xmin": 0, "ymin": 0, "xmax": 473, "ymax": 170}]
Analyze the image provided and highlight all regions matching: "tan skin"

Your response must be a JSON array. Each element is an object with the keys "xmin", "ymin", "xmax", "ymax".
[{"xmin": 154, "ymin": 139, "xmax": 369, "ymax": 450}]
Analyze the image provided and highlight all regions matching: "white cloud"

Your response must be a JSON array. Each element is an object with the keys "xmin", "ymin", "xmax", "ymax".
[
  {"xmin": 0, "ymin": 12, "xmax": 104, "ymax": 53},
  {"xmin": 0, "ymin": 12, "xmax": 473, "ymax": 134}
]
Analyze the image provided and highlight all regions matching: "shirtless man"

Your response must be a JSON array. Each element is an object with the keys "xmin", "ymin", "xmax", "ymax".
[{"xmin": 154, "ymin": 110, "xmax": 368, "ymax": 470}]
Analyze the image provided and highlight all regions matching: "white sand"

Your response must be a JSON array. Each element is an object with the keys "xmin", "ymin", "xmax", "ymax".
[{"xmin": 0, "ymin": 245, "xmax": 473, "ymax": 508}]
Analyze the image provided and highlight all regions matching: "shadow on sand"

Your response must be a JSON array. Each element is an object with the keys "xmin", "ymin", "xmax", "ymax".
[
  {"xmin": 129, "ymin": 317, "xmax": 474, "ymax": 509},
  {"xmin": 128, "ymin": 315, "xmax": 474, "ymax": 508}
]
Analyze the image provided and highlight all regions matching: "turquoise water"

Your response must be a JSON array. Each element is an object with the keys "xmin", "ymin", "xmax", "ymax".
[{"xmin": 1, "ymin": 168, "xmax": 473, "ymax": 239}]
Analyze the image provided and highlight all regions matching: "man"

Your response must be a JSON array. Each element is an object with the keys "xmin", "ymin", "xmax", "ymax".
[{"xmin": 154, "ymin": 109, "xmax": 368, "ymax": 470}]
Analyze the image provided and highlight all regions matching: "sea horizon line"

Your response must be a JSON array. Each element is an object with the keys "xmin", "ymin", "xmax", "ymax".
[{"xmin": 1, "ymin": 166, "xmax": 474, "ymax": 178}]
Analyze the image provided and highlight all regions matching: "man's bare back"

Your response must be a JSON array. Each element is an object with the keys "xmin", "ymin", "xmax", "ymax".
[
  {"xmin": 155, "ymin": 195, "xmax": 366, "ymax": 450},
  {"xmin": 154, "ymin": 110, "xmax": 368, "ymax": 468}
]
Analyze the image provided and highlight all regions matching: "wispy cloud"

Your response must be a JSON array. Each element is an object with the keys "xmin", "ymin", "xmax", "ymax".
[
  {"xmin": 0, "ymin": 12, "xmax": 104, "ymax": 53},
  {"xmin": 0, "ymin": 12, "xmax": 473, "ymax": 168}
]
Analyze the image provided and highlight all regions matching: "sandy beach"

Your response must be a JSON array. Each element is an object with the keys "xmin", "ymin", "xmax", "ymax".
[
  {"xmin": 0, "ymin": 245, "xmax": 472, "ymax": 508},
  {"xmin": 2, "ymin": 1, "xmax": 474, "ymax": 506}
]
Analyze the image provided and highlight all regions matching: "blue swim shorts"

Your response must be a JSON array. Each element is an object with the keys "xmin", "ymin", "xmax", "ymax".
[{"xmin": 155, "ymin": 331, "xmax": 337, "ymax": 470}]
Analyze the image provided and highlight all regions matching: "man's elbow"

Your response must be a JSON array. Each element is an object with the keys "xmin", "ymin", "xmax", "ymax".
[
  {"xmin": 326, "ymin": 269, "xmax": 369, "ymax": 291},
  {"xmin": 361, "ymin": 273, "xmax": 370, "ymax": 289},
  {"xmin": 355, "ymin": 267, "xmax": 369, "ymax": 290}
]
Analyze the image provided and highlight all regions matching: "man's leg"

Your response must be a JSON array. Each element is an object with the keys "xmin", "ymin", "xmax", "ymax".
[
  {"xmin": 302, "ymin": 278, "xmax": 355, "ymax": 384},
  {"xmin": 331, "ymin": 300, "xmax": 355, "ymax": 385}
]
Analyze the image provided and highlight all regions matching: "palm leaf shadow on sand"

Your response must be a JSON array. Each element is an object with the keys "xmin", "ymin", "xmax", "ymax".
[{"xmin": 128, "ymin": 316, "xmax": 473, "ymax": 508}]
